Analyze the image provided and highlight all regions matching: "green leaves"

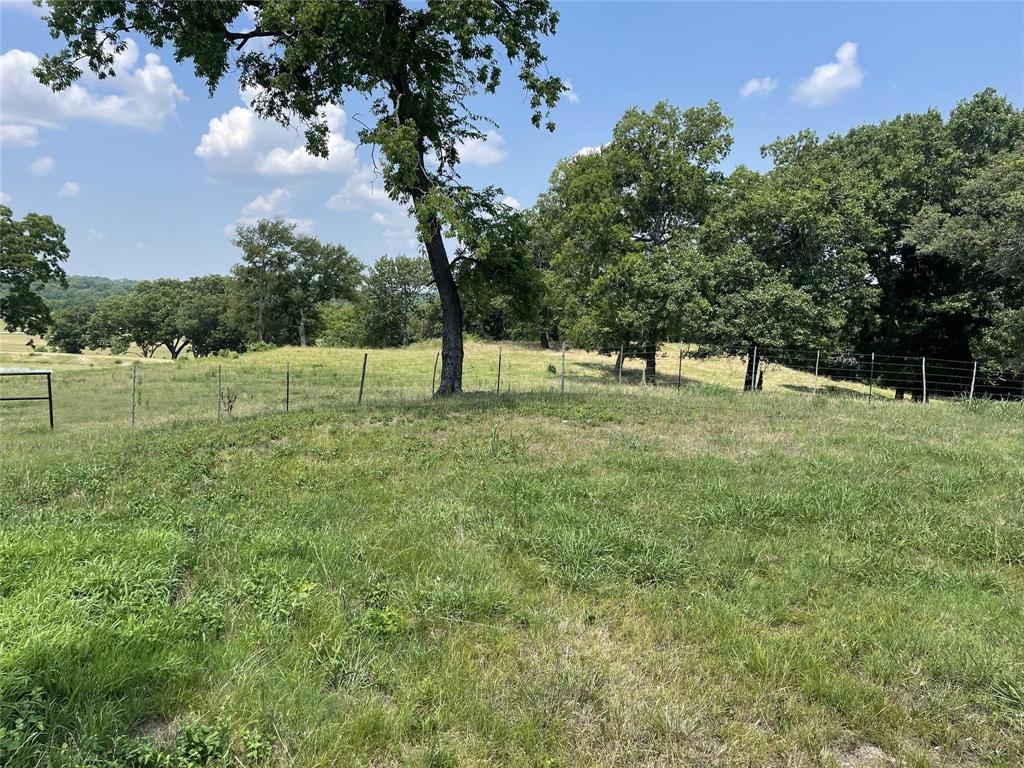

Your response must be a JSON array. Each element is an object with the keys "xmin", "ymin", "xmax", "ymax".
[{"xmin": 0, "ymin": 205, "xmax": 70, "ymax": 335}]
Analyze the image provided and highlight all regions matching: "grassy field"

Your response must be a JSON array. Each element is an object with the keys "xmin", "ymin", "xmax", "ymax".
[
  {"xmin": 1, "ymin": 339, "xmax": 1022, "ymax": 767},
  {"xmin": 1, "ymin": 331, "xmax": 895, "ymax": 435}
]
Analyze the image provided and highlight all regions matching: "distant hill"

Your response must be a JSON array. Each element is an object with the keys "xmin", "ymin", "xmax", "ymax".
[{"xmin": 40, "ymin": 275, "xmax": 137, "ymax": 311}]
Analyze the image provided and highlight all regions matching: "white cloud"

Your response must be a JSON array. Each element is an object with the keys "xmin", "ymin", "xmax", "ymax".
[
  {"xmin": 574, "ymin": 144, "xmax": 606, "ymax": 158},
  {"xmin": 241, "ymin": 187, "xmax": 293, "ymax": 216},
  {"xmin": 792, "ymin": 42, "xmax": 864, "ymax": 107},
  {"xmin": 85, "ymin": 228, "xmax": 105, "ymax": 242},
  {"xmin": 29, "ymin": 155, "xmax": 54, "ymax": 176},
  {"xmin": 458, "ymin": 131, "xmax": 507, "ymax": 166},
  {"xmin": 564, "ymin": 79, "xmax": 580, "ymax": 104},
  {"xmin": 58, "ymin": 181, "xmax": 80, "ymax": 198},
  {"xmin": 326, "ymin": 166, "xmax": 398, "ymax": 212},
  {"xmin": 195, "ymin": 100, "xmax": 357, "ymax": 179},
  {"xmin": 0, "ymin": 191, "xmax": 11, "ymax": 205},
  {"xmin": 740, "ymin": 77, "xmax": 778, "ymax": 97},
  {"xmin": 0, "ymin": 124, "xmax": 39, "ymax": 147},
  {"xmin": 501, "ymin": 195, "xmax": 521, "ymax": 209},
  {"xmin": 0, "ymin": 40, "xmax": 185, "ymax": 138}
]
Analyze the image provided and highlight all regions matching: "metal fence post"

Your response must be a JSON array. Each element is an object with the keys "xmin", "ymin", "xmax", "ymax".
[
  {"xmin": 921, "ymin": 356, "xmax": 928, "ymax": 404},
  {"xmin": 46, "ymin": 371, "xmax": 54, "ymax": 430},
  {"xmin": 431, "ymin": 351, "xmax": 439, "ymax": 396},
  {"xmin": 969, "ymin": 360, "xmax": 977, "ymax": 401},
  {"xmin": 285, "ymin": 362, "xmax": 290, "ymax": 412},
  {"xmin": 560, "ymin": 342, "xmax": 566, "ymax": 394},
  {"xmin": 217, "ymin": 364, "xmax": 222, "ymax": 420},
  {"xmin": 751, "ymin": 346, "xmax": 759, "ymax": 393},
  {"xmin": 812, "ymin": 350, "xmax": 820, "ymax": 395},
  {"xmin": 131, "ymin": 364, "xmax": 137, "ymax": 430},
  {"xmin": 358, "ymin": 352, "xmax": 367, "ymax": 404},
  {"xmin": 868, "ymin": 353, "xmax": 874, "ymax": 403},
  {"xmin": 496, "ymin": 346, "xmax": 502, "ymax": 394}
]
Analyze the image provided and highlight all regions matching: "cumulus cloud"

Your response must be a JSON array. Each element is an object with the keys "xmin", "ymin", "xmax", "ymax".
[
  {"xmin": 0, "ymin": 191, "xmax": 11, "ymax": 205},
  {"xmin": 0, "ymin": 124, "xmax": 39, "ymax": 147},
  {"xmin": 792, "ymin": 42, "xmax": 864, "ymax": 106},
  {"xmin": 241, "ymin": 187, "xmax": 293, "ymax": 216},
  {"xmin": 195, "ymin": 99, "xmax": 358, "ymax": 179},
  {"xmin": 574, "ymin": 143, "xmax": 607, "ymax": 158},
  {"xmin": 0, "ymin": 40, "xmax": 185, "ymax": 139},
  {"xmin": 740, "ymin": 77, "xmax": 778, "ymax": 97},
  {"xmin": 326, "ymin": 166, "xmax": 398, "ymax": 212},
  {"xmin": 501, "ymin": 195, "xmax": 521, "ymax": 209},
  {"xmin": 58, "ymin": 181, "xmax": 80, "ymax": 198},
  {"xmin": 29, "ymin": 155, "xmax": 54, "ymax": 176},
  {"xmin": 458, "ymin": 131, "xmax": 508, "ymax": 166}
]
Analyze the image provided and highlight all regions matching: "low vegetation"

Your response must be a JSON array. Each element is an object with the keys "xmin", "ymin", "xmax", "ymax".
[{"xmin": 2, "ymin": 340, "xmax": 1022, "ymax": 766}]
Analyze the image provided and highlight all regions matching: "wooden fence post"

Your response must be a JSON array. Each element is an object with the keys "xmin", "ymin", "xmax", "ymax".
[
  {"xmin": 812, "ymin": 350, "xmax": 820, "ymax": 395},
  {"xmin": 496, "ymin": 346, "xmax": 502, "ymax": 394},
  {"xmin": 969, "ymin": 360, "xmax": 977, "ymax": 401},
  {"xmin": 431, "ymin": 351, "xmax": 439, "ymax": 396},
  {"xmin": 750, "ymin": 346, "xmax": 758, "ymax": 393},
  {"xmin": 358, "ymin": 352, "xmax": 368, "ymax": 404},
  {"xmin": 560, "ymin": 342, "xmax": 566, "ymax": 394},
  {"xmin": 285, "ymin": 363, "xmax": 290, "ymax": 412},
  {"xmin": 131, "ymin": 364, "xmax": 137, "ymax": 429},
  {"xmin": 677, "ymin": 346, "xmax": 683, "ymax": 389},
  {"xmin": 217, "ymin": 365, "xmax": 222, "ymax": 420},
  {"xmin": 618, "ymin": 343, "xmax": 624, "ymax": 385}
]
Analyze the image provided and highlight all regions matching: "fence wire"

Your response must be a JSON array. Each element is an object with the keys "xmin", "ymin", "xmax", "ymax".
[{"xmin": 1, "ymin": 343, "xmax": 1020, "ymax": 433}]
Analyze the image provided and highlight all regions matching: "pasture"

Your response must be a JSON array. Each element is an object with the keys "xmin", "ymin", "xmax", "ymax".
[{"xmin": 1, "ymin": 337, "xmax": 1022, "ymax": 767}]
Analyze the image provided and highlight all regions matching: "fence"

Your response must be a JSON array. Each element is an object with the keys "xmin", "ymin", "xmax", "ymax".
[{"xmin": 0, "ymin": 342, "xmax": 1020, "ymax": 433}]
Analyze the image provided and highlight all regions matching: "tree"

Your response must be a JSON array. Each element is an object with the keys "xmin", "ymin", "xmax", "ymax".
[
  {"xmin": 907, "ymin": 148, "xmax": 1024, "ymax": 376},
  {"xmin": 35, "ymin": 0, "xmax": 564, "ymax": 394},
  {"xmin": 358, "ymin": 255, "xmax": 433, "ymax": 348},
  {"xmin": 133, "ymin": 279, "xmax": 191, "ymax": 358},
  {"xmin": 454, "ymin": 205, "xmax": 543, "ymax": 340},
  {"xmin": 287, "ymin": 237, "xmax": 362, "ymax": 346},
  {"xmin": 232, "ymin": 219, "xmax": 297, "ymax": 344},
  {"xmin": 0, "ymin": 205, "xmax": 70, "ymax": 334},
  {"xmin": 46, "ymin": 305, "xmax": 93, "ymax": 353},
  {"xmin": 541, "ymin": 101, "xmax": 732, "ymax": 382},
  {"xmin": 176, "ymin": 275, "xmax": 247, "ymax": 357}
]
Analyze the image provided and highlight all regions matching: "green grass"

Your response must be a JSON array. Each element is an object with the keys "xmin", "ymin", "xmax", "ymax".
[{"xmin": 1, "ymin": 373, "xmax": 1022, "ymax": 766}]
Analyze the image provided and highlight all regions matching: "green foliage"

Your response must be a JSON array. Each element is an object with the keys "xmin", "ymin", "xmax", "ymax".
[
  {"xmin": 46, "ymin": 304, "xmax": 93, "ymax": 353},
  {"xmin": 351, "ymin": 255, "xmax": 432, "ymax": 348},
  {"xmin": 232, "ymin": 219, "xmax": 362, "ymax": 346},
  {"xmin": 37, "ymin": 275, "xmax": 137, "ymax": 313},
  {"xmin": 0, "ymin": 204, "xmax": 70, "ymax": 334}
]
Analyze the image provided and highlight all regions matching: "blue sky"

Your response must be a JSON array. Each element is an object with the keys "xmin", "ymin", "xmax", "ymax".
[{"xmin": 1, "ymin": 1, "xmax": 1022, "ymax": 279}]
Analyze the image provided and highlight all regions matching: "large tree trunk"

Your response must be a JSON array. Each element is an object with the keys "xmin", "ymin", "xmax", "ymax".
[
  {"xmin": 422, "ymin": 214, "xmax": 463, "ymax": 395},
  {"xmin": 298, "ymin": 308, "xmax": 307, "ymax": 347},
  {"xmin": 644, "ymin": 344, "xmax": 657, "ymax": 385}
]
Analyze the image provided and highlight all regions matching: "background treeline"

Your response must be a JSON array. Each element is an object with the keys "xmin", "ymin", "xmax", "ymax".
[{"xmin": 35, "ymin": 89, "xmax": 1023, "ymax": 392}]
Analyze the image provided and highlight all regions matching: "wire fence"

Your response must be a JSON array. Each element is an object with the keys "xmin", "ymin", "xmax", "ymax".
[{"xmin": 1, "ymin": 342, "xmax": 1021, "ymax": 433}]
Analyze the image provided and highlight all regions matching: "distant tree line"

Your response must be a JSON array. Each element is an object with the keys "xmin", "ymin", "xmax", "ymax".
[{"xmin": 4, "ymin": 88, "xmax": 1021, "ymax": 394}]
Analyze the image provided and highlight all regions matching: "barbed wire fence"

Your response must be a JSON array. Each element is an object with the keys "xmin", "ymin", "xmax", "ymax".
[{"xmin": 1, "ymin": 341, "xmax": 1021, "ymax": 432}]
